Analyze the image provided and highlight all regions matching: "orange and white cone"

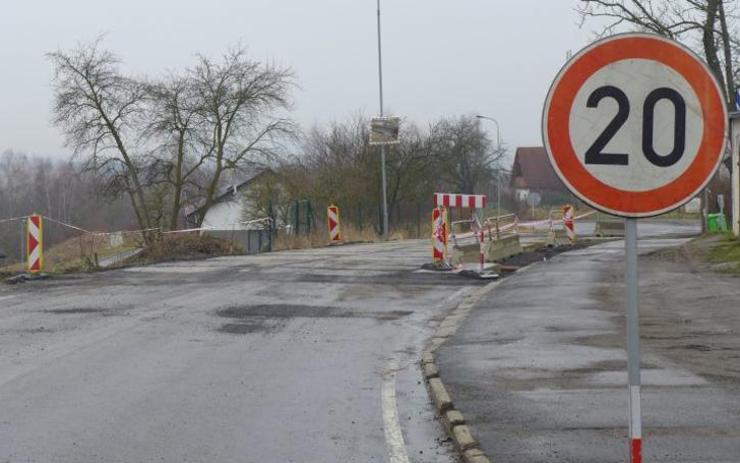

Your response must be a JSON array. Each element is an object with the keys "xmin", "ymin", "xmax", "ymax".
[{"xmin": 27, "ymin": 214, "xmax": 43, "ymax": 273}]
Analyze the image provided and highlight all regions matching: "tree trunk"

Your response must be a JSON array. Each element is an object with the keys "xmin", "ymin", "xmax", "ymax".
[
  {"xmin": 169, "ymin": 133, "xmax": 186, "ymax": 231},
  {"xmin": 702, "ymin": 1, "xmax": 727, "ymax": 102},
  {"xmin": 718, "ymin": 0, "xmax": 735, "ymax": 107}
]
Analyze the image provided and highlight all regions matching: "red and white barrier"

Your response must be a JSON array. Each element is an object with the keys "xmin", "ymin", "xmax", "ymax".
[
  {"xmin": 27, "ymin": 214, "xmax": 43, "ymax": 273},
  {"xmin": 434, "ymin": 193, "xmax": 487, "ymax": 209},
  {"xmin": 563, "ymin": 204, "xmax": 575, "ymax": 243},
  {"xmin": 432, "ymin": 207, "xmax": 448, "ymax": 262},
  {"xmin": 327, "ymin": 204, "xmax": 341, "ymax": 243}
]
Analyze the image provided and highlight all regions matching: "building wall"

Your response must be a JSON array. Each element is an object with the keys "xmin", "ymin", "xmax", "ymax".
[{"xmin": 201, "ymin": 198, "xmax": 247, "ymax": 230}]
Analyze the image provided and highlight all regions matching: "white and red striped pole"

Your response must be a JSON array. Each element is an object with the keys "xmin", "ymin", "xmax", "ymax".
[
  {"xmin": 327, "ymin": 204, "xmax": 342, "ymax": 244},
  {"xmin": 27, "ymin": 214, "xmax": 43, "ymax": 274},
  {"xmin": 432, "ymin": 207, "xmax": 447, "ymax": 262},
  {"xmin": 563, "ymin": 204, "xmax": 575, "ymax": 243}
]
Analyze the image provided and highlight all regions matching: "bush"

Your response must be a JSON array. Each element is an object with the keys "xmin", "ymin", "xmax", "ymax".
[{"xmin": 133, "ymin": 233, "xmax": 243, "ymax": 263}]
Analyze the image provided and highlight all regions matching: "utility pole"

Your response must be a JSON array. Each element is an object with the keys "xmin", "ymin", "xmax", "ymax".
[
  {"xmin": 476, "ymin": 114, "xmax": 502, "ymax": 217},
  {"xmin": 377, "ymin": 0, "xmax": 389, "ymax": 239}
]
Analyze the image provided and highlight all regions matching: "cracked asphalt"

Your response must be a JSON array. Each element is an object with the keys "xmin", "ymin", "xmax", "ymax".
[{"xmin": 0, "ymin": 240, "xmax": 486, "ymax": 463}]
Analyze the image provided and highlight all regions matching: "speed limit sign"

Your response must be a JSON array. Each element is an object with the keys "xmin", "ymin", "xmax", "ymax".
[
  {"xmin": 542, "ymin": 33, "xmax": 728, "ymax": 463},
  {"xmin": 543, "ymin": 33, "xmax": 727, "ymax": 217}
]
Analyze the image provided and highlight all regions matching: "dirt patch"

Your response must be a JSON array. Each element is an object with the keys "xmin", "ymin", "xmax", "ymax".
[
  {"xmin": 499, "ymin": 241, "xmax": 595, "ymax": 269},
  {"xmin": 597, "ymin": 235, "xmax": 740, "ymax": 382},
  {"xmin": 130, "ymin": 233, "xmax": 243, "ymax": 266}
]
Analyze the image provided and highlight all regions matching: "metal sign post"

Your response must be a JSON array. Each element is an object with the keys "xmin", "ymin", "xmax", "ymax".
[{"xmin": 625, "ymin": 218, "xmax": 642, "ymax": 461}]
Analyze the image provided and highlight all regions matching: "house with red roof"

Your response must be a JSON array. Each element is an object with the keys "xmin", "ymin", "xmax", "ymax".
[{"xmin": 510, "ymin": 147, "xmax": 570, "ymax": 203}]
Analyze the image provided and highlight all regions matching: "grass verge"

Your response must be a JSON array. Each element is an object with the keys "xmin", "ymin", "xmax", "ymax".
[{"xmin": 706, "ymin": 233, "xmax": 740, "ymax": 274}]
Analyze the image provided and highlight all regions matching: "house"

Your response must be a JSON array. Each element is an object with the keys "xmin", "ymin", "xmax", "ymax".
[
  {"xmin": 186, "ymin": 171, "xmax": 267, "ymax": 230},
  {"xmin": 510, "ymin": 147, "xmax": 570, "ymax": 203}
]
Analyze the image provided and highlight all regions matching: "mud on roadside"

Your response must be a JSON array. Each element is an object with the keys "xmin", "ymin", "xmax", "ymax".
[{"xmin": 596, "ymin": 235, "xmax": 740, "ymax": 383}]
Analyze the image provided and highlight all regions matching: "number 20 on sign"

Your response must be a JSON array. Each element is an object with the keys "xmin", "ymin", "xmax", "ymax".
[{"xmin": 543, "ymin": 33, "xmax": 727, "ymax": 463}]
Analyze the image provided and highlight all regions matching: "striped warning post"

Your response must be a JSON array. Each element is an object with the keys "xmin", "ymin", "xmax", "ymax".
[
  {"xmin": 27, "ymin": 214, "xmax": 43, "ymax": 273},
  {"xmin": 563, "ymin": 204, "xmax": 575, "ymax": 243},
  {"xmin": 432, "ymin": 207, "xmax": 447, "ymax": 262},
  {"xmin": 327, "ymin": 204, "xmax": 341, "ymax": 243},
  {"xmin": 434, "ymin": 193, "xmax": 487, "ymax": 209}
]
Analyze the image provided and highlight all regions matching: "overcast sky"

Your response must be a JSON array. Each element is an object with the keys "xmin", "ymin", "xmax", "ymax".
[{"xmin": 0, "ymin": 1, "xmax": 604, "ymax": 160}]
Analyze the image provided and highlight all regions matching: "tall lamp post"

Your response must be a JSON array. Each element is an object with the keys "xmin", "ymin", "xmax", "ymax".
[
  {"xmin": 376, "ymin": 0, "xmax": 389, "ymax": 239},
  {"xmin": 476, "ymin": 115, "xmax": 503, "ymax": 217}
]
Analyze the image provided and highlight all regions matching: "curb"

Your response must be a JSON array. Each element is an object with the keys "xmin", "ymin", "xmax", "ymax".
[{"xmin": 421, "ymin": 281, "xmax": 503, "ymax": 463}]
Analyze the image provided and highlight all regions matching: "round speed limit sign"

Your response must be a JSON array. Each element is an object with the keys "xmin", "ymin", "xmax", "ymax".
[{"xmin": 543, "ymin": 33, "xmax": 728, "ymax": 217}]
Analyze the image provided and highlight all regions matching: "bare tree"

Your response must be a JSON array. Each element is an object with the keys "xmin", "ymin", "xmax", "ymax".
[
  {"xmin": 145, "ymin": 76, "xmax": 211, "ymax": 230},
  {"xmin": 190, "ymin": 47, "xmax": 296, "ymax": 227},
  {"xmin": 577, "ymin": 0, "xmax": 737, "ymax": 106},
  {"xmin": 48, "ymin": 39, "xmax": 153, "ymax": 235},
  {"xmin": 430, "ymin": 115, "xmax": 506, "ymax": 194}
]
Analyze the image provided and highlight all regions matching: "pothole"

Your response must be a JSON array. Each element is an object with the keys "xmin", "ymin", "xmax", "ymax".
[
  {"xmin": 216, "ymin": 304, "xmax": 412, "ymax": 321},
  {"xmin": 45, "ymin": 308, "xmax": 107, "ymax": 314}
]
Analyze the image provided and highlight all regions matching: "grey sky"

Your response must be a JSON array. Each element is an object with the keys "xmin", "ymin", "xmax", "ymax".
[{"xmin": 0, "ymin": 1, "xmax": 602, "ymax": 159}]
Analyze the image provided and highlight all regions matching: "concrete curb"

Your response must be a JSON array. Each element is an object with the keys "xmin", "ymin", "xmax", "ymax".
[{"xmin": 421, "ymin": 282, "xmax": 504, "ymax": 463}]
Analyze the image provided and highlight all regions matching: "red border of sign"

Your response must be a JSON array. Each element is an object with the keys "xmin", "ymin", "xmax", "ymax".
[{"xmin": 542, "ymin": 33, "xmax": 728, "ymax": 218}]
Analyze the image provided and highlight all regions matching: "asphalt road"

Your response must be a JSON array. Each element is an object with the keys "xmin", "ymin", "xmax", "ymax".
[
  {"xmin": 0, "ymin": 240, "xmax": 486, "ymax": 463},
  {"xmin": 436, "ymin": 220, "xmax": 740, "ymax": 462}
]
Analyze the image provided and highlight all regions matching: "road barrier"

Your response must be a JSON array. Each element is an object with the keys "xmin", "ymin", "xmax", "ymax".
[
  {"xmin": 563, "ymin": 204, "xmax": 575, "ymax": 243},
  {"xmin": 0, "ymin": 213, "xmax": 276, "ymax": 273},
  {"xmin": 484, "ymin": 233, "xmax": 523, "ymax": 262},
  {"xmin": 327, "ymin": 204, "xmax": 342, "ymax": 244},
  {"xmin": 432, "ymin": 207, "xmax": 448, "ymax": 262},
  {"xmin": 27, "ymin": 214, "xmax": 43, "ymax": 273},
  {"xmin": 595, "ymin": 218, "xmax": 626, "ymax": 237},
  {"xmin": 449, "ymin": 218, "xmax": 482, "ymax": 268},
  {"xmin": 434, "ymin": 193, "xmax": 487, "ymax": 209}
]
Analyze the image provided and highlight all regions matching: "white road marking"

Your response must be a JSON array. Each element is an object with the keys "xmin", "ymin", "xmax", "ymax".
[{"xmin": 382, "ymin": 358, "xmax": 411, "ymax": 463}]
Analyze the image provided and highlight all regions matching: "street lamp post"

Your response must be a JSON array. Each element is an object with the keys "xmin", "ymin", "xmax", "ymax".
[
  {"xmin": 476, "ymin": 115, "xmax": 503, "ymax": 217},
  {"xmin": 376, "ymin": 0, "xmax": 389, "ymax": 239}
]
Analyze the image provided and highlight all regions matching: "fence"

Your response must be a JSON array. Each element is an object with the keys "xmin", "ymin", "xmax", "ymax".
[
  {"xmin": 0, "ymin": 214, "xmax": 276, "ymax": 274},
  {"xmin": 279, "ymin": 200, "xmax": 452, "ymax": 240}
]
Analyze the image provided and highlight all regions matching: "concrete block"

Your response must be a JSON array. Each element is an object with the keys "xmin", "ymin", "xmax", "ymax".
[
  {"xmin": 428, "ymin": 377, "xmax": 453, "ymax": 413},
  {"xmin": 594, "ymin": 220, "xmax": 625, "ymax": 237},
  {"xmin": 451, "ymin": 243, "xmax": 481, "ymax": 264},
  {"xmin": 435, "ymin": 325, "xmax": 457, "ymax": 338},
  {"xmin": 421, "ymin": 352, "xmax": 434, "ymax": 365},
  {"xmin": 442, "ymin": 410, "xmax": 465, "ymax": 432},
  {"xmin": 452, "ymin": 424, "xmax": 478, "ymax": 451},
  {"xmin": 546, "ymin": 228, "xmax": 569, "ymax": 246},
  {"xmin": 485, "ymin": 234, "xmax": 522, "ymax": 262},
  {"xmin": 422, "ymin": 362, "xmax": 439, "ymax": 379},
  {"xmin": 428, "ymin": 336, "xmax": 447, "ymax": 352},
  {"xmin": 463, "ymin": 448, "xmax": 491, "ymax": 463}
]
